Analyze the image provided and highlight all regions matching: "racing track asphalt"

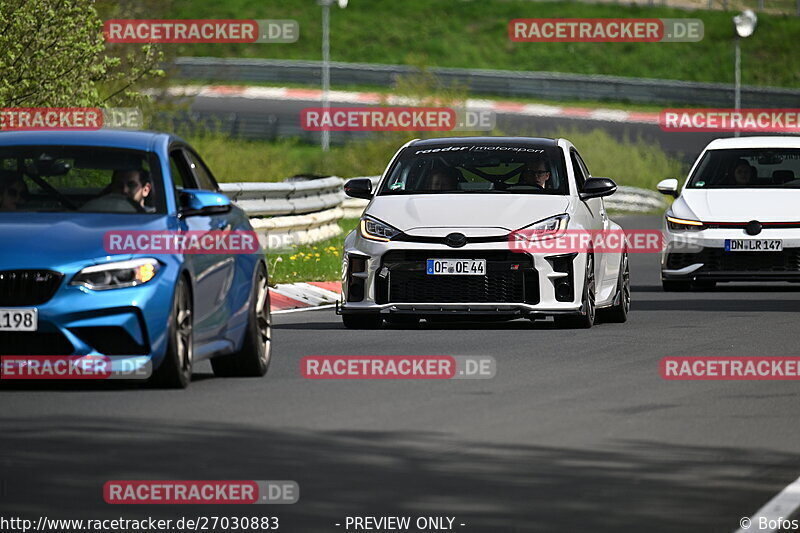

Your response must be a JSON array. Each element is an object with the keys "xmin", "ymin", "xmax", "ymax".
[{"xmin": 2, "ymin": 214, "xmax": 800, "ymax": 532}]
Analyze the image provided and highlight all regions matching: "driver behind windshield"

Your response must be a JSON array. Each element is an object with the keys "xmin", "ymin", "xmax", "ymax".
[
  {"xmin": 0, "ymin": 172, "xmax": 28, "ymax": 211},
  {"xmin": 519, "ymin": 158, "xmax": 551, "ymax": 189},
  {"xmin": 105, "ymin": 168, "xmax": 154, "ymax": 212},
  {"xmin": 730, "ymin": 159, "xmax": 754, "ymax": 186}
]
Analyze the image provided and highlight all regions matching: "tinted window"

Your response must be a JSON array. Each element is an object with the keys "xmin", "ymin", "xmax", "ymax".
[
  {"xmin": 183, "ymin": 149, "xmax": 218, "ymax": 191},
  {"xmin": 169, "ymin": 149, "xmax": 196, "ymax": 190},
  {"xmin": 570, "ymin": 150, "xmax": 589, "ymax": 190}
]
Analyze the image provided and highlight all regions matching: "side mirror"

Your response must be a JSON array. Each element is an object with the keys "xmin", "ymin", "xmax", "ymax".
[
  {"xmin": 344, "ymin": 178, "xmax": 373, "ymax": 200},
  {"xmin": 179, "ymin": 189, "xmax": 232, "ymax": 217},
  {"xmin": 580, "ymin": 177, "xmax": 617, "ymax": 200},
  {"xmin": 657, "ymin": 178, "xmax": 680, "ymax": 198}
]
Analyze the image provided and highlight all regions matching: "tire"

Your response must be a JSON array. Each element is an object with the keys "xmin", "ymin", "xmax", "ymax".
[
  {"xmin": 151, "ymin": 276, "xmax": 193, "ymax": 389},
  {"xmin": 598, "ymin": 252, "xmax": 630, "ymax": 323},
  {"xmin": 662, "ymin": 279, "xmax": 691, "ymax": 292},
  {"xmin": 385, "ymin": 314, "xmax": 420, "ymax": 326},
  {"xmin": 554, "ymin": 253, "xmax": 595, "ymax": 329},
  {"xmin": 211, "ymin": 263, "xmax": 272, "ymax": 378},
  {"xmin": 342, "ymin": 313, "xmax": 383, "ymax": 329}
]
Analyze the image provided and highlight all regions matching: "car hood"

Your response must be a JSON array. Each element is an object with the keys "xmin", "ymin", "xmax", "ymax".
[
  {"xmin": 366, "ymin": 194, "xmax": 572, "ymax": 233},
  {"xmin": 679, "ymin": 189, "xmax": 800, "ymax": 222},
  {"xmin": 0, "ymin": 213, "xmax": 173, "ymax": 270}
]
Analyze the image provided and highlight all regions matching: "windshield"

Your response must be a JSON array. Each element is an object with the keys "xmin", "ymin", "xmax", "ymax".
[
  {"xmin": 0, "ymin": 146, "xmax": 165, "ymax": 213},
  {"xmin": 687, "ymin": 148, "xmax": 800, "ymax": 189},
  {"xmin": 379, "ymin": 143, "xmax": 568, "ymax": 195}
]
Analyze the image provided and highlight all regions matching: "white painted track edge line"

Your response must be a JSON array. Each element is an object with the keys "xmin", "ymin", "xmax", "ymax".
[
  {"xmin": 734, "ymin": 475, "xmax": 800, "ymax": 533},
  {"xmin": 272, "ymin": 303, "xmax": 337, "ymax": 315}
]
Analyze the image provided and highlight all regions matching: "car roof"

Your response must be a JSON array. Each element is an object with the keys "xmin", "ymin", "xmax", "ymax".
[
  {"xmin": 410, "ymin": 136, "xmax": 559, "ymax": 147},
  {"xmin": 705, "ymin": 136, "xmax": 800, "ymax": 150},
  {"xmin": 0, "ymin": 130, "xmax": 183, "ymax": 151}
]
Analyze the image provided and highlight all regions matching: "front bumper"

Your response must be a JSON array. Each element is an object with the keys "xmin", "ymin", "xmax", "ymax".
[
  {"xmin": 340, "ymin": 232, "xmax": 588, "ymax": 316},
  {"xmin": 0, "ymin": 265, "xmax": 177, "ymax": 373},
  {"xmin": 662, "ymin": 228, "xmax": 800, "ymax": 281}
]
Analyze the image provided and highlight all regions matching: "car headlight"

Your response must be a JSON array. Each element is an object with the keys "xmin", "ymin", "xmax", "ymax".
[
  {"xmin": 666, "ymin": 216, "xmax": 705, "ymax": 231},
  {"xmin": 360, "ymin": 217, "xmax": 401, "ymax": 242},
  {"xmin": 71, "ymin": 258, "xmax": 160, "ymax": 291},
  {"xmin": 516, "ymin": 214, "xmax": 570, "ymax": 241}
]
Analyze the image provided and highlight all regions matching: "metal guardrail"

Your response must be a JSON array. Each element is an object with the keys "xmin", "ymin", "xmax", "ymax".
[
  {"xmin": 219, "ymin": 177, "xmax": 346, "ymax": 250},
  {"xmin": 221, "ymin": 177, "xmax": 666, "ymax": 249},
  {"xmin": 173, "ymin": 57, "xmax": 800, "ymax": 108},
  {"xmin": 219, "ymin": 177, "xmax": 344, "ymax": 216}
]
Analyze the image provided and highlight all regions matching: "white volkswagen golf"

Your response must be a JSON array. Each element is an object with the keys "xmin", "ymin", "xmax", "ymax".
[
  {"xmin": 337, "ymin": 137, "xmax": 631, "ymax": 329},
  {"xmin": 659, "ymin": 136, "xmax": 800, "ymax": 291}
]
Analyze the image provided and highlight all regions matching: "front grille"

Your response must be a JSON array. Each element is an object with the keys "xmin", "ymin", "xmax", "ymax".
[
  {"xmin": 668, "ymin": 248, "xmax": 800, "ymax": 272},
  {"xmin": 0, "ymin": 270, "xmax": 63, "ymax": 306},
  {"xmin": 388, "ymin": 271, "xmax": 525, "ymax": 303},
  {"xmin": 0, "ymin": 332, "xmax": 74, "ymax": 355},
  {"xmin": 379, "ymin": 251, "xmax": 534, "ymax": 304}
]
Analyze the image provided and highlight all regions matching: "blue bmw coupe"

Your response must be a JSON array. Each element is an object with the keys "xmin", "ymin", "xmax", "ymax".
[{"xmin": 0, "ymin": 131, "xmax": 272, "ymax": 388}]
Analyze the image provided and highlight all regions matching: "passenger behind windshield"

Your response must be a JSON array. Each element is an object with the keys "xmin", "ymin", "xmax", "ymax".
[
  {"xmin": 0, "ymin": 172, "xmax": 28, "ymax": 211},
  {"xmin": 424, "ymin": 166, "xmax": 461, "ymax": 191}
]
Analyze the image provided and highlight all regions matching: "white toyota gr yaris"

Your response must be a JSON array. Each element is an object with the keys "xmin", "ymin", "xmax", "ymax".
[
  {"xmin": 337, "ymin": 137, "xmax": 631, "ymax": 329},
  {"xmin": 658, "ymin": 136, "xmax": 800, "ymax": 291}
]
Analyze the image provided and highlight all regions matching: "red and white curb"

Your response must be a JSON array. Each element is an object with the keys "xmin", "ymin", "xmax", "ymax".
[
  {"xmin": 168, "ymin": 84, "xmax": 660, "ymax": 125},
  {"xmin": 270, "ymin": 281, "xmax": 341, "ymax": 313}
]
